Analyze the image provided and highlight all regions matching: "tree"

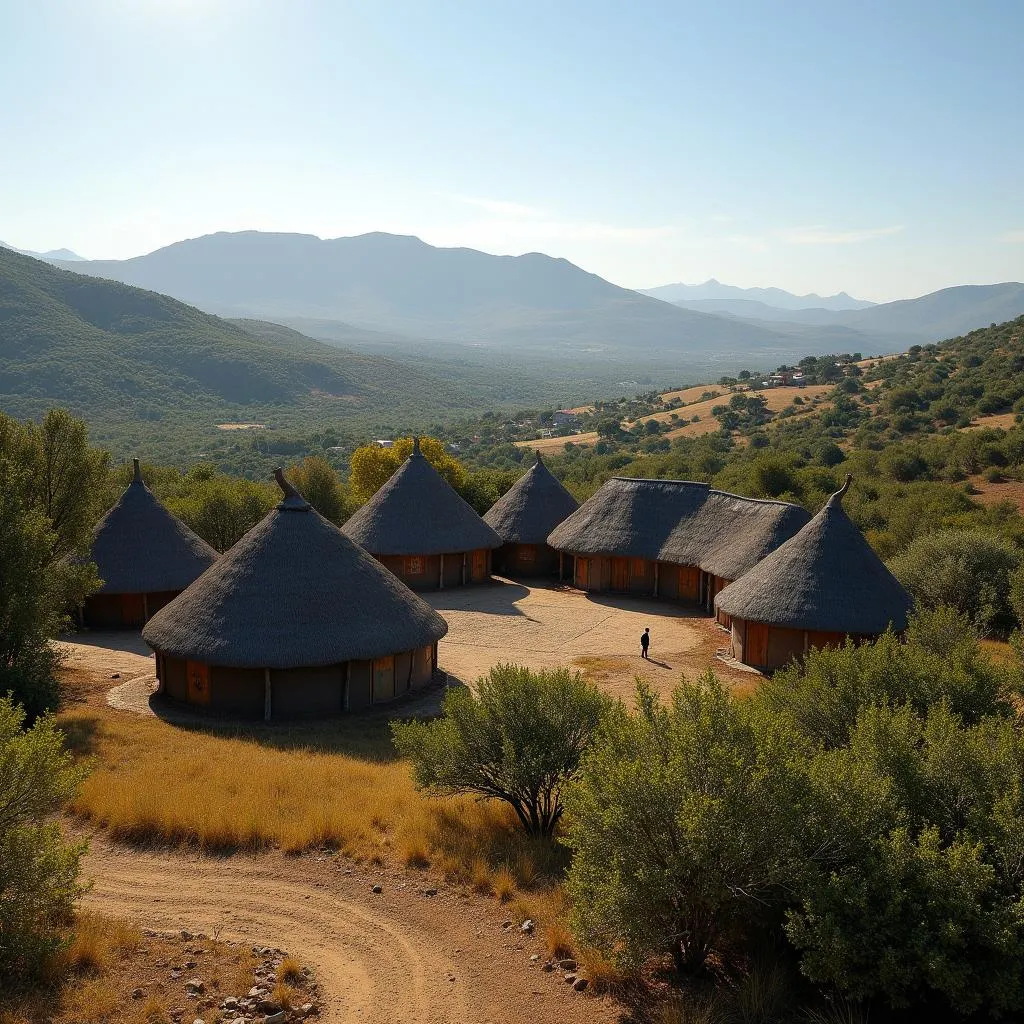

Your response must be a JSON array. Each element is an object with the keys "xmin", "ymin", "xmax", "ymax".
[
  {"xmin": 566, "ymin": 677, "xmax": 801, "ymax": 974},
  {"xmin": 165, "ymin": 472, "xmax": 276, "ymax": 552},
  {"xmin": 0, "ymin": 696, "xmax": 88, "ymax": 985},
  {"xmin": 0, "ymin": 409, "xmax": 108, "ymax": 559},
  {"xmin": 887, "ymin": 529, "xmax": 1021, "ymax": 634},
  {"xmin": 349, "ymin": 437, "xmax": 466, "ymax": 503},
  {"xmin": 286, "ymin": 456, "xmax": 354, "ymax": 525},
  {"xmin": 392, "ymin": 664, "xmax": 610, "ymax": 838},
  {"xmin": 0, "ymin": 454, "xmax": 98, "ymax": 718}
]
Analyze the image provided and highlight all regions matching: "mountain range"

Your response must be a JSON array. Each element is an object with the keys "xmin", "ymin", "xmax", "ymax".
[
  {"xmin": 1, "ymin": 240, "xmax": 85, "ymax": 261},
  {"xmin": 48, "ymin": 232, "xmax": 1024, "ymax": 365},
  {"xmin": 640, "ymin": 279, "xmax": 875, "ymax": 311}
]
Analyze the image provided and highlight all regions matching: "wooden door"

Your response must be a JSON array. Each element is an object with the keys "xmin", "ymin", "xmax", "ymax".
[
  {"xmin": 745, "ymin": 622, "xmax": 769, "ymax": 667},
  {"xmin": 373, "ymin": 656, "xmax": 395, "ymax": 703},
  {"xmin": 678, "ymin": 566, "xmax": 700, "ymax": 601},
  {"xmin": 472, "ymin": 549, "xmax": 488, "ymax": 581},
  {"xmin": 576, "ymin": 557, "xmax": 589, "ymax": 588},
  {"xmin": 120, "ymin": 593, "xmax": 146, "ymax": 627},
  {"xmin": 612, "ymin": 557, "xmax": 629, "ymax": 591},
  {"xmin": 186, "ymin": 661, "xmax": 210, "ymax": 705}
]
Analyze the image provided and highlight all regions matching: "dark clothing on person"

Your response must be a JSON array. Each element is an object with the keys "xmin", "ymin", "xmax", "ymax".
[{"xmin": 641, "ymin": 630, "xmax": 650, "ymax": 658}]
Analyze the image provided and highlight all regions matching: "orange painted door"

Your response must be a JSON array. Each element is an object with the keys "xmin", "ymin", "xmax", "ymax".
[
  {"xmin": 746, "ymin": 622, "xmax": 769, "ymax": 667},
  {"xmin": 373, "ymin": 656, "xmax": 395, "ymax": 703},
  {"xmin": 472, "ymin": 549, "xmax": 488, "ymax": 581},
  {"xmin": 186, "ymin": 661, "xmax": 210, "ymax": 705},
  {"xmin": 678, "ymin": 566, "xmax": 700, "ymax": 601},
  {"xmin": 576, "ymin": 557, "xmax": 590, "ymax": 588},
  {"xmin": 612, "ymin": 558, "xmax": 629, "ymax": 591},
  {"xmin": 121, "ymin": 593, "xmax": 146, "ymax": 627}
]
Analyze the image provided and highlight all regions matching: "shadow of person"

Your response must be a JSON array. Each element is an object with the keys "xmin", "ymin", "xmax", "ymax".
[{"xmin": 646, "ymin": 658, "xmax": 672, "ymax": 669}]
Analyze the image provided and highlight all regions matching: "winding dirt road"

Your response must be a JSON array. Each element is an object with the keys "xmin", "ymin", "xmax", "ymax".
[{"xmin": 81, "ymin": 840, "xmax": 619, "ymax": 1024}]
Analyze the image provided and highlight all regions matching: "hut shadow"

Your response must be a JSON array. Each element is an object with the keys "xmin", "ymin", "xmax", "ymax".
[
  {"xmin": 425, "ymin": 577, "xmax": 534, "ymax": 618},
  {"xmin": 58, "ymin": 630, "xmax": 153, "ymax": 657},
  {"xmin": 582, "ymin": 592, "xmax": 711, "ymax": 621},
  {"xmin": 146, "ymin": 674, "xmax": 467, "ymax": 764}
]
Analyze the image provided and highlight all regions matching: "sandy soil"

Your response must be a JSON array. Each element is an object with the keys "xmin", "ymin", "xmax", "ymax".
[
  {"xmin": 960, "ymin": 412, "xmax": 1019, "ymax": 432},
  {"xmin": 967, "ymin": 475, "xmax": 1024, "ymax": 512},
  {"xmin": 655, "ymin": 385, "xmax": 833, "ymax": 439},
  {"xmin": 514, "ymin": 432, "xmax": 598, "ymax": 453},
  {"xmin": 80, "ymin": 840, "xmax": 619, "ymax": 1024},
  {"xmin": 659, "ymin": 385, "xmax": 724, "ymax": 406}
]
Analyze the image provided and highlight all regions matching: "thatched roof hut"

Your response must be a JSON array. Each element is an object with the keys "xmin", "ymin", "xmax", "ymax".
[
  {"xmin": 142, "ymin": 470, "xmax": 449, "ymax": 719},
  {"xmin": 547, "ymin": 476, "xmax": 810, "ymax": 604},
  {"xmin": 484, "ymin": 452, "xmax": 579, "ymax": 544},
  {"xmin": 342, "ymin": 438, "xmax": 501, "ymax": 588},
  {"xmin": 715, "ymin": 476, "xmax": 913, "ymax": 636},
  {"xmin": 81, "ymin": 459, "xmax": 218, "ymax": 628},
  {"xmin": 483, "ymin": 452, "xmax": 579, "ymax": 577}
]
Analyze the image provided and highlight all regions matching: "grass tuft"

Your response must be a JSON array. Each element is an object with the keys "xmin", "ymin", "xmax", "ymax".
[{"xmin": 278, "ymin": 955, "xmax": 303, "ymax": 985}]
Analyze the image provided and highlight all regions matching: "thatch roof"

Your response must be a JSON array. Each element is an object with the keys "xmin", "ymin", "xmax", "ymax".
[
  {"xmin": 715, "ymin": 476, "xmax": 913, "ymax": 634},
  {"xmin": 143, "ymin": 469, "xmax": 448, "ymax": 668},
  {"xmin": 547, "ymin": 477, "xmax": 810, "ymax": 579},
  {"xmin": 483, "ymin": 452, "xmax": 579, "ymax": 544},
  {"xmin": 342, "ymin": 438, "xmax": 501, "ymax": 556},
  {"xmin": 89, "ymin": 459, "xmax": 218, "ymax": 594}
]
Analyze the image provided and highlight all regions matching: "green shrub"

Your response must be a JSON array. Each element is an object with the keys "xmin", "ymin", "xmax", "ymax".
[
  {"xmin": 0, "ymin": 696, "xmax": 88, "ymax": 986},
  {"xmin": 565, "ymin": 677, "xmax": 801, "ymax": 974},
  {"xmin": 392, "ymin": 664, "xmax": 610, "ymax": 837},
  {"xmin": 887, "ymin": 528, "xmax": 1022, "ymax": 634}
]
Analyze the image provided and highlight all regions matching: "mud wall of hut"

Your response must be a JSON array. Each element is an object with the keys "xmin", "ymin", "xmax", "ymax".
[
  {"xmin": 730, "ymin": 617, "xmax": 859, "ymax": 671},
  {"xmin": 377, "ymin": 551, "xmax": 491, "ymax": 590},
  {"xmin": 83, "ymin": 590, "xmax": 181, "ymax": 629},
  {"xmin": 156, "ymin": 644, "xmax": 437, "ymax": 719},
  {"xmin": 494, "ymin": 543, "xmax": 560, "ymax": 578}
]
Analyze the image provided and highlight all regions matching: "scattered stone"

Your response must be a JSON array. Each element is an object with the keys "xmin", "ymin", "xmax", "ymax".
[
  {"xmin": 265, "ymin": 1013, "xmax": 287, "ymax": 1024},
  {"xmin": 111, "ymin": 672, "xmax": 120, "ymax": 679},
  {"xmin": 541, "ymin": 961, "xmax": 555, "ymax": 972},
  {"xmin": 185, "ymin": 959, "xmax": 198, "ymax": 968},
  {"xmin": 193, "ymin": 1019, "xmax": 204, "ymax": 1024},
  {"xmin": 520, "ymin": 919, "xmax": 534, "ymax": 934},
  {"xmin": 299, "ymin": 1004, "xmax": 315, "ymax": 1017},
  {"xmin": 131, "ymin": 988, "xmax": 144, "ymax": 999},
  {"xmin": 371, "ymin": 884, "xmax": 383, "ymax": 894},
  {"xmin": 248, "ymin": 986, "xmax": 262, "ymax": 998},
  {"xmin": 180, "ymin": 930, "xmax": 193, "ymax": 940},
  {"xmin": 170, "ymin": 969, "xmax": 182, "ymax": 979},
  {"xmin": 424, "ymin": 887, "xmax": 438, "ymax": 897},
  {"xmin": 573, "ymin": 977, "xmax": 589, "ymax": 992},
  {"xmin": 502, "ymin": 920, "xmax": 512, "ymax": 929},
  {"xmin": 221, "ymin": 997, "xmax": 239, "ymax": 1010},
  {"xmin": 185, "ymin": 979, "xmax": 205, "ymax": 993},
  {"xmin": 530, "ymin": 954, "xmax": 540, "ymax": 962},
  {"xmin": 558, "ymin": 958, "xmax": 578, "ymax": 972},
  {"xmin": 564, "ymin": 973, "xmax": 577, "ymax": 984}
]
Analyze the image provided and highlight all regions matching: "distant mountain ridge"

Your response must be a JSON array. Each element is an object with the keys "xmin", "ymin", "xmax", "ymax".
[
  {"xmin": 641, "ymin": 279, "xmax": 875, "ymax": 311},
  {"xmin": 1, "ymin": 240, "xmax": 85, "ymax": 261}
]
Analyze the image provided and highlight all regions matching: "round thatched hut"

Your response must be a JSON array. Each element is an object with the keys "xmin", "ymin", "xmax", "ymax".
[
  {"xmin": 80, "ymin": 459, "xmax": 218, "ymax": 629},
  {"xmin": 342, "ymin": 438, "xmax": 501, "ymax": 590},
  {"xmin": 715, "ymin": 476, "xmax": 913, "ymax": 671},
  {"xmin": 142, "ymin": 470, "xmax": 449, "ymax": 720},
  {"xmin": 483, "ymin": 452, "xmax": 579, "ymax": 577},
  {"xmin": 547, "ymin": 477, "xmax": 809, "ymax": 609}
]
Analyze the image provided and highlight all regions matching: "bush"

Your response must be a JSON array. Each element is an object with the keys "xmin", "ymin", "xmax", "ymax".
[
  {"xmin": 392, "ymin": 665, "xmax": 610, "ymax": 837},
  {"xmin": 0, "ymin": 696, "xmax": 87, "ymax": 986},
  {"xmin": 887, "ymin": 529, "xmax": 1022, "ymax": 634},
  {"xmin": 565, "ymin": 677, "xmax": 801, "ymax": 974}
]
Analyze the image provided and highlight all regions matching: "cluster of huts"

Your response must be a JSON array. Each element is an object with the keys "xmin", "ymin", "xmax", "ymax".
[{"xmin": 81, "ymin": 443, "xmax": 910, "ymax": 720}]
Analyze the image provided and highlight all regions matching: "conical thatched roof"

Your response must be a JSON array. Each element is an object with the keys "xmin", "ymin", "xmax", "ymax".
[
  {"xmin": 143, "ymin": 470, "xmax": 449, "ymax": 668},
  {"xmin": 342, "ymin": 438, "xmax": 501, "ymax": 556},
  {"xmin": 483, "ymin": 452, "xmax": 579, "ymax": 544},
  {"xmin": 715, "ymin": 476, "xmax": 913, "ymax": 634},
  {"xmin": 547, "ymin": 477, "xmax": 810, "ymax": 579},
  {"xmin": 89, "ymin": 459, "xmax": 218, "ymax": 594}
]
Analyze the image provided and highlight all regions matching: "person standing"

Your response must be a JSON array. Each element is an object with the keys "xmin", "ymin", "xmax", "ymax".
[{"xmin": 640, "ymin": 627, "xmax": 650, "ymax": 659}]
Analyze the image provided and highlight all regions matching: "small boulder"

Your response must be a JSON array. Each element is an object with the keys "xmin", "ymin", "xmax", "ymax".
[
  {"xmin": 221, "ymin": 997, "xmax": 239, "ymax": 1010},
  {"xmin": 131, "ymin": 988, "xmax": 144, "ymax": 999},
  {"xmin": 520, "ymin": 919, "xmax": 534, "ymax": 934},
  {"xmin": 257, "ymin": 998, "xmax": 282, "ymax": 1014},
  {"xmin": 371, "ymin": 884, "xmax": 383, "ymax": 894},
  {"xmin": 541, "ymin": 961, "xmax": 555, "ymax": 972},
  {"xmin": 558, "ymin": 958, "xmax": 578, "ymax": 972},
  {"xmin": 573, "ymin": 977, "xmax": 589, "ymax": 992},
  {"xmin": 424, "ymin": 888, "xmax": 438, "ymax": 897},
  {"xmin": 185, "ymin": 979, "xmax": 205, "ymax": 993},
  {"xmin": 265, "ymin": 1013, "xmax": 288, "ymax": 1024}
]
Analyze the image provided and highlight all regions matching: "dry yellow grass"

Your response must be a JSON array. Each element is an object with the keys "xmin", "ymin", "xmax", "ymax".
[
  {"xmin": 659, "ymin": 385, "xmax": 724, "ymax": 405},
  {"xmin": 960, "ymin": 411, "xmax": 1018, "ymax": 432},
  {"xmin": 2, "ymin": 912, "xmax": 256, "ymax": 1024},
  {"xmin": 657, "ymin": 385, "xmax": 833, "ymax": 439},
  {"xmin": 278, "ymin": 955, "xmax": 303, "ymax": 984},
  {"xmin": 514, "ymin": 431, "xmax": 598, "ymax": 452},
  {"xmin": 544, "ymin": 920, "xmax": 575, "ymax": 959}
]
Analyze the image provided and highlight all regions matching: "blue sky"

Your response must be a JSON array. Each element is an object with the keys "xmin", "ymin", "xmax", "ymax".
[{"xmin": 1, "ymin": 0, "xmax": 1022, "ymax": 301}]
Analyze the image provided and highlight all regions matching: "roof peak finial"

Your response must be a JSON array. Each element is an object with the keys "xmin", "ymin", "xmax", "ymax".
[
  {"xmin": 412, "ymin": 436, "xmax": 422, "ymax": 455},
  {"xmin": 827, "ymin": 473, "xmax": 853, "ymax": 507},
  {"xmin": 273, "ymin": 467, "xmax": 308, "ymax": 507},
  {"xmin": 132, "ymin": 457, "xmax": 142, "ymax": 482}
]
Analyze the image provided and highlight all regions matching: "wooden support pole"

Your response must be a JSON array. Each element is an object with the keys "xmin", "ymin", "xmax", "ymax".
[
  {"xmin": 142, "ymin": 592, "xmax": 149, "ymax": 623},
  {"xmin": 264, "ymin": 668, "xmax": 272, "ymax": 723},
  {"xmin": 344, "ymin": 661, "xmax": 351, "ymax": 712},
  {"xmin": 654, "ymin": 562, "xmax": 660, "ymax": 598},
  {"xmin": 439, "ymin": 553, "xmax": 444, "ymax": 589},
  {"xmin": 462, "ymin": 552, "xmax": 468, "ymax": 585},
  {"xmin": 558, "ymin": 550, "xmax": 564, "ymax": 582}
]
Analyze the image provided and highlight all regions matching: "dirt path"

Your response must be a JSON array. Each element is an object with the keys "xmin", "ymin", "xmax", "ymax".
[{"xmin": 81, "ymin": 840, "xmax": 618, "ymax": 1024}]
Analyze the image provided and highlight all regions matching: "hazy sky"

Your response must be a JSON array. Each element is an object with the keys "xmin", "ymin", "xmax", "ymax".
[{"xmin": 2, "ymin": 0, "xmax": 1022, "ymax": 301}]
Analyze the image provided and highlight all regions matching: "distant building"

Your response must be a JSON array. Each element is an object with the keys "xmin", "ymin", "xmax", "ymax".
[
  {"xmin": 373, "ymin": 439, "xmax": 394, "ymax": 448},
  {"xmin": 552, "ymin": 410, "xmax": 579, "ymax": 428},
  {"xmin": 791, "ymin": 372, "xmax": 806, "ymax": 386}
]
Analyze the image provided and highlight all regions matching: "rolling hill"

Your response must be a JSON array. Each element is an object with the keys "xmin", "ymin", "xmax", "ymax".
[
  {"xmin": 51, "ymin": 231, "xmax": 828, "ymax": 362},
  {"xmin": 641, "ymin": 279, "xmax": 874, "ymax": 311},
  {"xmin": 0, "ymin": 246, "xmax": 479, "ymax": 427}
]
